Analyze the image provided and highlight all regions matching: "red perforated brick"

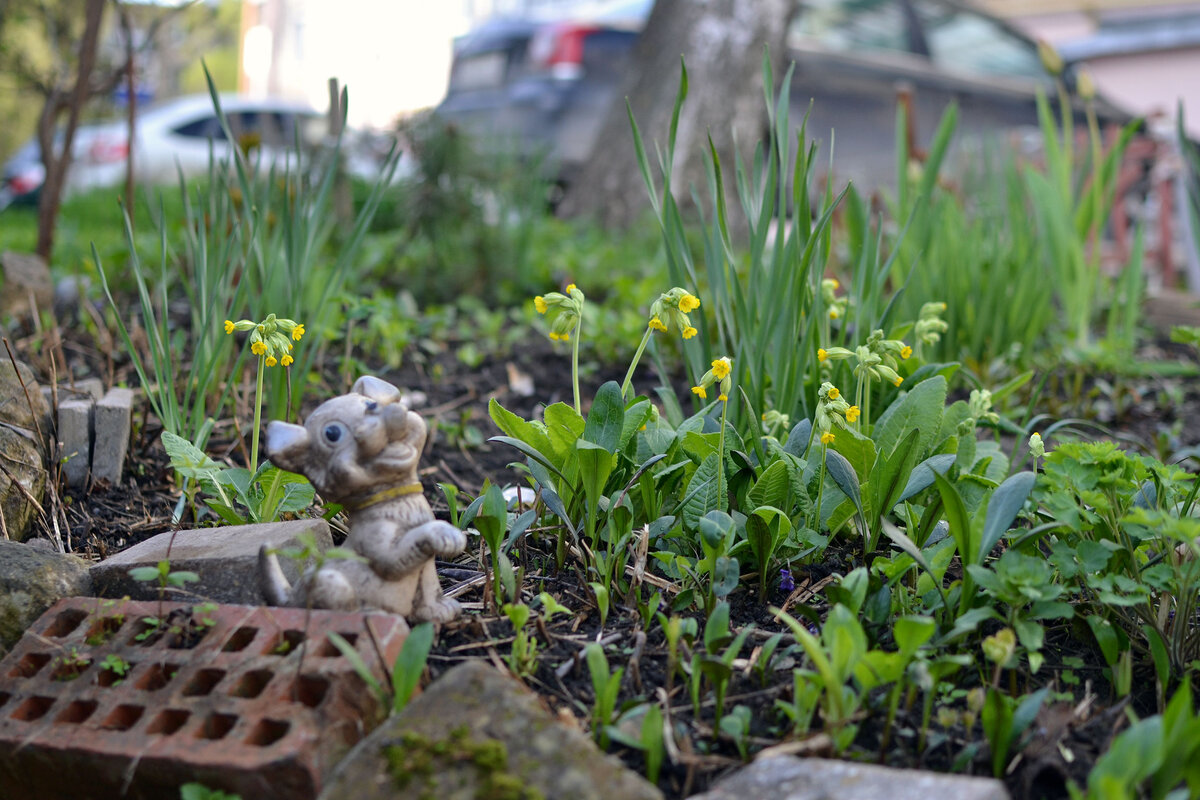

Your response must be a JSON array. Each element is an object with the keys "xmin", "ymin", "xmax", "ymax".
[{"xmin": 0, "ymin": 598, "xmax": 410, "ymax": 800}]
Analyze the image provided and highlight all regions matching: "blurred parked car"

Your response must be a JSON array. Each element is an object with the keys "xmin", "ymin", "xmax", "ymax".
[
  {"xmin": 435, "ymin": 0, "xmax": 1131, "ymax": 189},
  {"xmin": 0, "ymin": 94, "xmax": 396, "ymax": 211}
]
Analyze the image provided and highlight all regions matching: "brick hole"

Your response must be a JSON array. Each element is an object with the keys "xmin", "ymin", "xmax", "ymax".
[
  {"xmin": 84, "ymin": 615, "xmax": 126, "ymax": 646},
  {"xmin": 132, "ymin": 617, "xmax": 163, "ymax": 646},
  {"xmin": 49, "ymin": 656, "xmax": 91, "ymax": 682},
  {"xmin": 146, "ymin": 709, "xmax": 190, "ymax": 736},
  {"xmin": 230, "ymin": 669, "xmax": 273, "ymax": 699},
  {"xmin": 315, "ymin": 632, "xmax": 357, "ymax": 656},
  {"xmin": 222, "ymin": 626, "xmax": 258, "ymax": 652},
  {"xmin": 44, "ymin": 608, "xmax": 88, "ymax": 638},
  {"xmin": 135, "ymin": 663, "xmax": 178, "ymax": 691},
  {"xmin": 197, "ymin": 712, "xmax": 237, "ymax": 740},
  {"xmin": 10, "ymin": 696, "xmax": 54, "ymax": 722},
  {"xmin": 245, "ymin": 718, "xmax": 290, "ymax": 747},
  {"xmin": 264, "ymin": 629, "xmax": 306, "ymax": 656},
  {"xmin": 0, "ymin": 691, "xmax": 10, "ymax": 709},
  {"xmin": 290, "ymin": 675, "xmax": 330, "ymax": 708},
  {"xmin": 96, "ymin": 664, "xmax": 131, "ymax": 687},
  {"xmin": 8, "ymin": 651, "xmax": 51, "ymax": 679},
  {"xmin": 101, "ymin": 704, "xmax": 144, "ymax": 732},
  {"xmin": 55, "ymin": 700, "xmax": 98, "ymax": 724},
  {"xmin": 182, "ymin": 668, "xmax": 225, "ymax": 697}
]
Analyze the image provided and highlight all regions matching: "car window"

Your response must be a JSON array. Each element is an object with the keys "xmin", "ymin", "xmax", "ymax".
[
  {"xmin": 171, "ymin": 114, "xmax": 227, "ymax": 141},
  {"xmin": 450, "ymin": 50, "xmax": 513, "ymax": 91},
  {"xmin": 916, "ymin": 1, "xmax": 1045, "ymax": 80},
  {"xmin": 790, "ymin": 0, "xmax": 914, "ymax": 56}
]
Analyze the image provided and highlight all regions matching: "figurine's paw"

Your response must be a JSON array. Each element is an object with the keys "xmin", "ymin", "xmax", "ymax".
[
  {"xmin": 421, "ymin": 521, "xmax": 467, "ymax": 558},
  {"xmin": 412, "ymin": 596, "xmax": 461, "ymax": 624}
]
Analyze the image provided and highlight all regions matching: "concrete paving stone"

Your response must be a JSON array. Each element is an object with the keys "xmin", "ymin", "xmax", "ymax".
[
  {"xmin": 687, "ymin": 755, "xmax": 1011, "ymax": 800},
  {"xmin": 320, "ymin": 660, "xmax": 663, "ymax": 800},
  {"xmin": 58, "ymin": 397, "xmax": 93, "ymax": 489},
  {"xmin": 92, "ymin": 387, "xmax": 135, "ymax": 485},
  {"xmin": 89, "ymin": 518, "xmax": 333, "ymax": 606},
  {"xmin": 41, "ymin": 377, "xmax": 105, "ymax": 407},
  {"xmin": 0, "ymin": 597, "xmax": 409, "ymax": 800}
]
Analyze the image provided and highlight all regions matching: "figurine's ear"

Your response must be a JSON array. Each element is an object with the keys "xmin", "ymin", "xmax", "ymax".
[
  {"xmin": 265, "ymin": 421, "xmax": 310, "ymax": 472},
  {"xmin": 352, "ymin": 375, "xmax": 402, "ymax": 403}
]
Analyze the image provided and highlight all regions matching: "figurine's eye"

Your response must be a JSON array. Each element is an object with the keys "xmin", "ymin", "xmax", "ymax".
[
  {"xmin": 364, "ymin": 400, "xmax": 378, "ymax": 411},
  {"xmin": 322, "ymin": 424, "xmax": 345, "ymax": 444}
]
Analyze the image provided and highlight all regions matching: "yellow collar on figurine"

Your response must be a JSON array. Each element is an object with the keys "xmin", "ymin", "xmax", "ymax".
[{"xmin": 346, "ymin": 483, "xmax": 423, "ymax": 512}]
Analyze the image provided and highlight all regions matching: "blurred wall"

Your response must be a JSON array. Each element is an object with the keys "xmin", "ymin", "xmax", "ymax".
[{"xmin": 239, "ymin": 0, "xmax": 472, "ymax": 128}]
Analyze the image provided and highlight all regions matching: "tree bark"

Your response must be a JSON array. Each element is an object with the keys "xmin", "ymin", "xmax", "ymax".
[
  {"xmin": 558, "ymin": 0, "xmax": 798, "ymax": 229},
  {"xmin": 35, "ymin": 0, "xmax": 107, "ymax": 261}
]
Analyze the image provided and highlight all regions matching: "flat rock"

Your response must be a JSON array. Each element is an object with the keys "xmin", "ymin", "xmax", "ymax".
[
  {"xmin": 0, "ymin": 359, "xmax": 49, "ymax": 542},
  {"xmin": 89, "ymin": 518, "xmax": 332, "ymax": 605},
  {"xmin": 319, "ymin": 660, "xmax": 663, "ymax": 800},
  {"xmin": 688, "ymin": 756, "xmax": 1010, "ymax": 800},
  {"xmin": 0, "ymin": 540, "xmax": 92, "ymax": 654}
]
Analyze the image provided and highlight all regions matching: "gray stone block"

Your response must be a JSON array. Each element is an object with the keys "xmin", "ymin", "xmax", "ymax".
[
  {"xmin": 41, "ymin": 377, "xmax": 104, "ymax": 407},
  {"xmin": 688, "ymin": 756, "xmax": 1011, "ymax": 800},
  {"xmin": 57, "ymin": 398, "xmax": 93, "ymax": 489},
  {"xmin": 0, "ymin": 540, "xmax": 92, "ymax": 650},
  {"xmin": 92, "ymin": 387, "xmax": 134, "ymax": 485},
  {"xmin": 88, "ymin": 518, "xmax": 333, "ymax": 606},
  {"xmin": 320, "ymin": 660, "xmax": 663, "ymax": 800}
]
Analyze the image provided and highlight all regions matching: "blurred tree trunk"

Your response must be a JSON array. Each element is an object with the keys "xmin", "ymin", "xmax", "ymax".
[
  {"xmin": 558, "ymin": 0, "xmax": 798, "ymax": 228},
  {"xmin": 34, "ymin": 0, "xmax": 108, "ymax": 261}
]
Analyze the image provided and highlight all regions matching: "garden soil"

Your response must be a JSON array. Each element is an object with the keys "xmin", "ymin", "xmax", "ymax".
[{"xmin": 46, "ymin": 330, "xmax": 1200, "ymax": 800}]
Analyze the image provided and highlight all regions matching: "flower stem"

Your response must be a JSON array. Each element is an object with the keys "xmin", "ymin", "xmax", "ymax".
[
  {"xmin": 621, "ymin": 326, "xmax": 653, "ymax": 400},
  {"xmin": 717, "ymin": 399, "xmax": 728, "ymax": 511},
  {"xmin": 250, "ymin": 356, "xmax": 265, "ymax": 473},
  {"xmin": 571, "ymin": 317, "xmax": 582, "ymax": 415},
  {"xmin": 812, "ymin": 443, "xmax": 828, "ymax": 532}
]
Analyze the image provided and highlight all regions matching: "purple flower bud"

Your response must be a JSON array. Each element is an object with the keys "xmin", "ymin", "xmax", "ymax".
[{"xmin": 779, "ymin": 568, "xmax": 795, "ymax": 593}]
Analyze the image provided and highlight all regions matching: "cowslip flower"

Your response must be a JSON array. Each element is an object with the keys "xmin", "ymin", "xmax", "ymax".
[
  {"xmin": 1029, "ymin": 432, "xmax": 1045, "ymax": 460},
  {"xmin": 821, "ymin": 278, "xmax": 848, "ymax": 322},
  {"xmin": 647, "ymin": 287, "xmax": 702, "ymax": 340},
  {"xmin": 815, "ymin": 381, "xmax": 852, "ymax": 437},
  {"xmin": 692, "ymin": 356, "xmax": 733, "ymax": 403},
  {"xmin": 846, "ymin": 405, "xmax": 861, "ymax": 423},
  {"xmin": 226, "ymin": 313, "xmax": 303, "ymax": 368},
  {"xmin": 534, "ymin": 283, "xmax": 584, "ymax": 343}
]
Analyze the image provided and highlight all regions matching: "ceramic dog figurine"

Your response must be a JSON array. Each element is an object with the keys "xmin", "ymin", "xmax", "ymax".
[{"xmin": 258, "ymin": 375, "xmax": 466, "ymax": 623}]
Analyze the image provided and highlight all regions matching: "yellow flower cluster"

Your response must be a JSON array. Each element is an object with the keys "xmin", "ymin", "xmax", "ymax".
[
  {"xmin": 646, "ymin": 287, "xmax": 701, "ymax": 340},
  {"xmin": 224, "ymin": 313, "xmax": 302, "ymax": 367},
  {"xmin": 692, "ymin": 357, "xmax": 733, "ymax": 403},
  {"xmin": 534, "ymin": 283, "xmax": 585, "ymax": 342},
  {"xmin": 815, "ymin": 381, "xmax": 856, "ymax": 443},
  {"xmin": 822, "ymin": 278, "xmax": 849, "ymax": 321}
]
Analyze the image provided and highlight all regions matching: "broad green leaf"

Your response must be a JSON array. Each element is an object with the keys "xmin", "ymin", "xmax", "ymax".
[
  {"xmin": 978, "ymin": 471, "xmax": 1036, "ymax": 561},
  {"xmin": 712, "ymin": 556, "xmax": 740, "ymax": 598},
  {"xmin": 897, "ymin": 453, "xmax": 956, "ymax": 503},
  {"xmin": 583, "ymin": 381, "xmax": 625, "ymax": 453},
  {"xmin": 619, "ymin": 399, "xmax": 653, "ymax": 453},
  {"xmin": 748, "ymin": 460, "xmax": 790, "ymax": 510},
  {"xmin": 576, "ymin": 440, "xmax": 615, "ymax": 517},
  {"xmin": 161, "ymin": 430, "xmax": 220, "ymax": 478},
  {"xmin": 489, "ymin": 398, "xmax": 557, "ymax": 466},
  {"xmin": 868, "ymin": 427, "xmax": 921, "ymax": 524},
  {"xmin": 932, "ymin": 471, "xmax": 973, "ymax": 569},
  {"xmin": 392, "ymin": 622, "xmax": 434, "ymax": 713},
  {"xmin": 545, "ymin": 402, "xmax": 586, "ymax": 465},
  {"xmin": 824, "ymin": 449, "xmax": 863, "ymax": 520},
  {"xmin": 830, "ymin": 425, "xmax": 876, "ymax": 484},
  {"xmin": 680, "ymin": 453, "xmax": 721, "ymax": 530},
  {"xmin": 873, "ymin": 375, "xmax": 947, "ymax": 460}
]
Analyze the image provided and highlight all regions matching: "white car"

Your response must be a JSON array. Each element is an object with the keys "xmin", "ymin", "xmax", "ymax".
[{"xmin": 1, "ymin": 93, "xmax": 398, "ymax": 208}]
